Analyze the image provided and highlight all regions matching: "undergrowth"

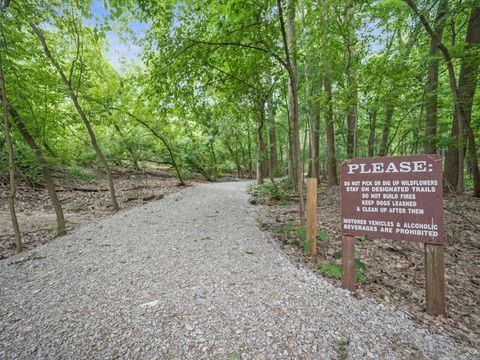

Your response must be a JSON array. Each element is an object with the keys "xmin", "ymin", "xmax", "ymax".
[
  {"xmin": 319, "ymin": 251, "xmax": 367, "ymax": 282},
  {"xmin": 248, "ymin": 178, "xmax": 294, "ymax": 204}
]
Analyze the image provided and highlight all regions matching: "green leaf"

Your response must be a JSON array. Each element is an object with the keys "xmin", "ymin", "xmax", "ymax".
[{"xmin": 318, "ymin": 263, "xmax": 342, "ymax": 279}]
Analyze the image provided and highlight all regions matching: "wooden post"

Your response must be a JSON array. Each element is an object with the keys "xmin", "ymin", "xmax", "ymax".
[
  {"xmin": 306, "ymin": 178, "xmax": 317, "ymax": 255},
  {"xmin": 342, "ymin": 236, "xmax": 355, "ymax": 292},
  {"xmin": 425, "ymin": 243, "xmax": 446, "ymax": 316}
]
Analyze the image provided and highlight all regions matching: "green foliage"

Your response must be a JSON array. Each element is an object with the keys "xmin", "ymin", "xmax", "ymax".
[
  {"xmin": 248, "ymin": 179, "xmax": 294, "ymax": 204},
  {"xmin": 318, "ymin": 230, "xmax": 329, "ymax": 242},
  {"xmin": 300, "ymin": 238, "xmax": 314, "ymax": 253},
  {"xmin": 277, "ymin": 221, "xmax": 330, "ymax": 253},
  {"xmin": 296, "ymin": 226, "xmax": 307, "ymax": 239},
  {"xmin": 280, "ymin": 220, "xmax": 296, "ymax": 234},
  {"xmin": 11, "ymin": 141, "xmax": 43, "ymax": 185},
  {"xmin": 318, "ymin": 263, "xmax": 342, "ymax": 279},
  {"xmin": 62, "ymin": 166, "xmax": 93, "ymax": 183},
  {"xmin": 319, "ymin": 255, "xmax": 367, "ymax": 282},
  {"xmin": 355, "ymin": 259, "xmax": 367, "ymax": 282}
]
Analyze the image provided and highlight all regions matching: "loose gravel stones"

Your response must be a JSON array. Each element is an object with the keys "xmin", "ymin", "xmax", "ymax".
[{"xmin": 0, "ymin": 182, "xmax": 477, "ymax": 359}]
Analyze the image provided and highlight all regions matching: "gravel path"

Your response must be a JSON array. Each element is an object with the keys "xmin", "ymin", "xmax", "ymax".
[{"xmin": 0, "ymin": 182, "xmax": 477, "ymax": 359}]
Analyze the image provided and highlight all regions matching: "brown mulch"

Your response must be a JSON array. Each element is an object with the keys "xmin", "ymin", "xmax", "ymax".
[
  {"xmin": 0, "ymin": 167, "xmax": 192, "ymax": 259},
  {"xmin": 255, "ymin": 183, "xmax": 480, "ymax": 349}
]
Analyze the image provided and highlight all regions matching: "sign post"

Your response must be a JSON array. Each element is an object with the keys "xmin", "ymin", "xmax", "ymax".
[
  {"xmin": 340, "ymin": 155, "xmax": 445, "ymax": 315},
  {"xmin": 425, "ymin": 244, "xmax": 446, "ymax": 315},
  {"xmin": 342, "ymin": 235, "xmax": 355, "ymax": 291}
]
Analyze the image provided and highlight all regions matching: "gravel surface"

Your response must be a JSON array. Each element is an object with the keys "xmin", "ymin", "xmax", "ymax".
[{"xmin": 0, "ymin": 181, "xmax": 477, "ymax": 359}]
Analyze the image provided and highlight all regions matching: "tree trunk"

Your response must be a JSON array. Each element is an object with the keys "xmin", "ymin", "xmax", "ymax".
[
  {"xmin": 457, "ymin": 6, "xmax": 480, "ymax": 196},
  {"xmin": 266, "ymin": 74, "xmax": 278, "ymax": 178},
  {"xmin": 267, "ymin": 97, "xmax": 278, "ymax": 178},
  {"xmin": 307, "ymin": 79, "xmax": 320, "ymax": 180},
  {"xmin": 256, "ymin": 98, "xmax": 266, "ymax": 184},
  {"xmin": 324, "ymin": 76, "xmax": 338, "ymax": 186},
  {"xmin": 403, "ymin": 0, "xmax": 472, "ymax": 195},
  {"xmin": 378, "ymin": 104, "xmax": 395, "ymax": 156},
  {"xmin": 368, "ymin": 110, "xmax": 376, "ymax": 157},
  {"xmin": 7, "ymin": 104, "xmax": 66, "ymax": 234},
  {"xmin": 0, "ymin": 48, "xmax": 22, "ymax": 253},
  {"xmin": 345, "ymin": 2, "xmax": 358, "ymax": 159},
  {"xmin": 467, "ymin": 125, "xmax": 480, "ymax": 197},
  {"xmin": 278, "ymin": 0, "xmax": 306, "ymax": 224},
  {"xmin": 240, "ymin": 138, "xmax": 247, "ymax": 178},
  {"xmin": 444, "ymin": 112, "xmax": 459, "ymax": 190},
  {"xmin": 424, "ymin": 0, "xmax": 448, "ymax": 154},
  {"xmin": 30, "ymin": 22, "xmax": 120, "ymax": 211},
  {"xmin": 346, "ymin": 97, "xmax": 357, "ymax": 158},
  {"xmin": 246, "ymin": 117, "xmax": 254, "ymax": 179}
]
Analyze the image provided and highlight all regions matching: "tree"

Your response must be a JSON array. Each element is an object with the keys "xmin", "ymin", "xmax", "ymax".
[
  {"xmin": 277, "ymin": 0, "xmax": 306, "ymax": 224},
  {"xmin": 404, "ymin": 0, "xmax": 480, "ymax": 194},
  {"xmin": 0, "ymin": 22, "xmax": 22, "ymax": 252},
  {"xmin": 30, "ymin": 22, "xmax": 120, "ymax": 210},
  {"xmin": 424, "ymin": 0, "xmax": 448, "ymax": 154}
]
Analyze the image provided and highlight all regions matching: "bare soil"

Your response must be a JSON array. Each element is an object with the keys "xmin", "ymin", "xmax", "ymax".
[
  {"xmin": 255, "ymin": 183, "xmax": 480, "ymax": 349},
  {"xmin": 0, "ymin": 167, "xmax": 192, "ymax": 259}
]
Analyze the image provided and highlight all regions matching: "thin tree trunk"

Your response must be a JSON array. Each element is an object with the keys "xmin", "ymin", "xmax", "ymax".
[
  {"xmin": 307, "ymin": 79, "xmax": 320, "ymax": 180},
  {"xmin": 7, "ymin": 104, "xmax": 66, "ymax": 234},
  {"xmin": 424, "ymin": 0, "xmax": 448, "ymax": 154},
  {"xmin": 467, "ymin": 125, "xmax": 480, "ymax": 197},
  {"xmin": 324, "ymin": 76, "xmax": 338, "ymax": 186},
  {"xmin": 278, "ymin": 0, "xmax": 306, "ymax": 224},
  {"xmin": 267, "ymin": 94, "xmax": 278, "ymax": 178},
  {"xmin": 107, "ymin": 107, "xmax": 184, "ymax": 184},
  {"xmin": 378, "ymin": 104, "xmax": 395, "ymax": 156},
  {"xmin": 239, "ymin": 138, "xmax": 247, "ymax": 178},
  {"xmin": 345, "ymin": 2, "xmax": 358, "ymax": 159},
  {"xmin": 444, "ymin": 112, "xmax": 460, "ymax": 190},
  {"xmin": 256, "ymin": 99, "xmax": 266, "ymax": 184},
  {"xmin": 368, "ymin": 110, "xmax": 376, "ymax": 157},
  {"xmin": 131, "ymin": 116, "xmax": 185, "ymax": 184},
  {"xmin": 266, "ymin": 75, "xmax": 278, "ymax": 179},
  {"xmin": 346, "ymin": 96, "xmax": 357, "ymax": 158},
  {"xmin": 30, "ymin": 22, "xmax": 120, "ymax": 210},
  {"xmin": 208, "ymin": 141, "xmax": 218, "ymax": 181},
  {"xmin": 0, "ymin": 47, "xmax": 22, "ymax": 253},
  {"xmin": 247, "ymin": 117, "xmax": 254, "ymax": 179}
]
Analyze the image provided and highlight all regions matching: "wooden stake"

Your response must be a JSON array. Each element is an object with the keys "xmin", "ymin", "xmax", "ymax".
[
  {"xmin": 342, "ymin": 236, "xmax": 355, "ymax": 292},
  {"xmin": 306, "ymin": 178, "xmax": 317, "ymax": 255},
  {"xmin": 425, "ymin": 243, "xmax": 446, "ymax": 316}
]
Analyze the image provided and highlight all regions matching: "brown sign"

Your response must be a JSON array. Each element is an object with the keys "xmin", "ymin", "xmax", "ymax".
[{"xmin": 340, "ymin": 155, "xmax": 444, "ymax": 244}]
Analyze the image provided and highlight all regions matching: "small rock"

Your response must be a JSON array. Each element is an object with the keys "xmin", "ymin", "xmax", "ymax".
[{"xmin": 139, "ymin": 300, "xmax": 159, "ymax": 308}]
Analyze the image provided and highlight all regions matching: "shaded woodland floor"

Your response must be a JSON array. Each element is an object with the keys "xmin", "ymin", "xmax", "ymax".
[
  {"xmin": 255, "ymin": 184, "xmax": 480, "ymax": 349},
  {"xmin": 0, "ymin": 167, "xmax": 190, "ymax": 259}
]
